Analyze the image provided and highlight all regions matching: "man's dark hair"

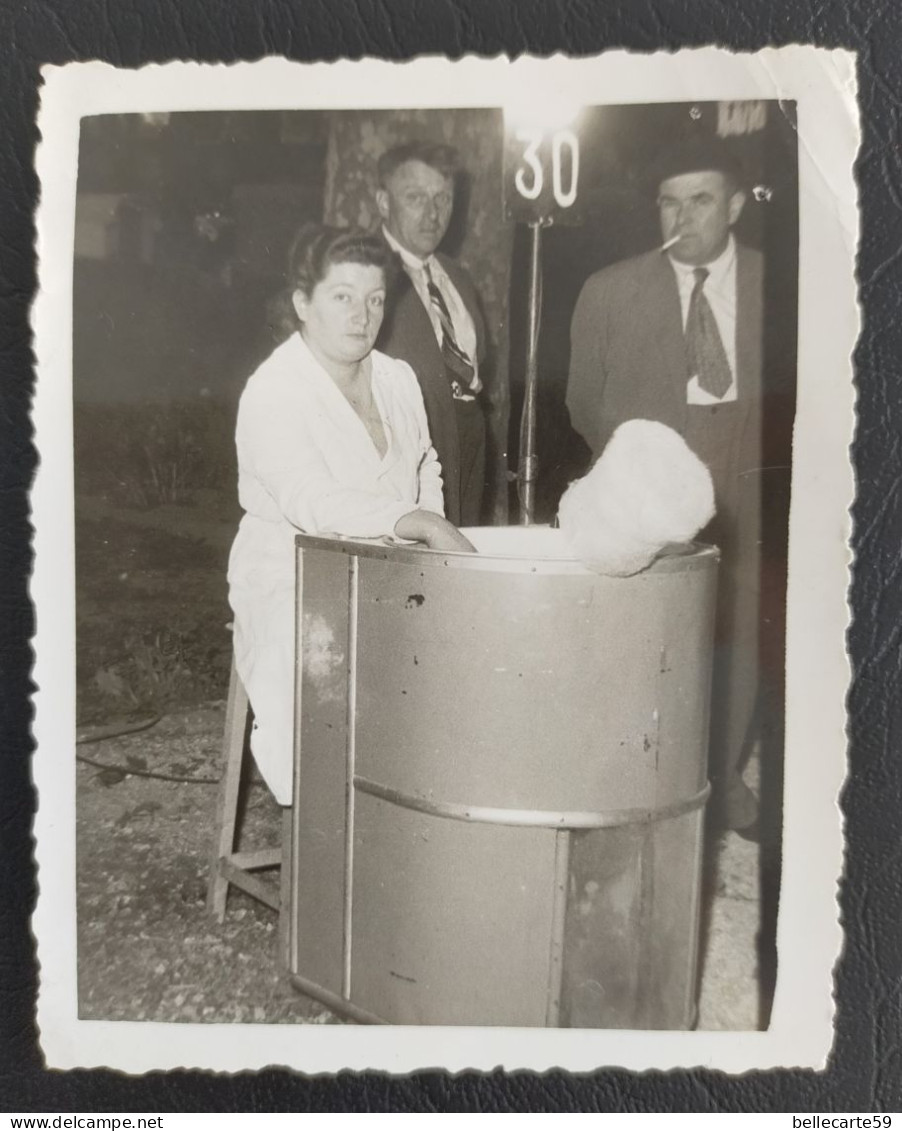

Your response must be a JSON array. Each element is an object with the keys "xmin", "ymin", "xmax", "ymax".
[{"xmin": 377, "ymin": 141, "xmax": 460, "ymax": 187}]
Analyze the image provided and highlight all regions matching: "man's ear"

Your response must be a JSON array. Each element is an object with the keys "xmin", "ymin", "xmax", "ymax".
[
  {"xmin": 291, "ymin": 289, "xmax": 307, "ymax": 323},
  {"xmin": 375, "ymin": 188, "xmax": 390, "ymax": 223},
  {"xmin": 727, "ymin": 189, "xmax": 746, "ymax": 227}
]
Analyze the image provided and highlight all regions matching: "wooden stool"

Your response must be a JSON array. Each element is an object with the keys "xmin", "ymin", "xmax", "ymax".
[{"xmin": 207, "ymin": 656, "xmax": 292, "ymax": 960}]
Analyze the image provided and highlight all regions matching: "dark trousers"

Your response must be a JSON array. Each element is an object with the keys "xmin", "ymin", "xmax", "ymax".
[
  {"xmin": 683, "ymin": 400, "xmax": 761, "ymax": 818},
  {"xmin": 454, "ymin": 397, "xmax": 487, "ymax": 527}
]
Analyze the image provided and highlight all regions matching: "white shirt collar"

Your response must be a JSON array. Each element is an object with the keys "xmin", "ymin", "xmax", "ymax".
[{"xmin": 667, "ymin": 233, "xmax": 736, "ymax": 288}]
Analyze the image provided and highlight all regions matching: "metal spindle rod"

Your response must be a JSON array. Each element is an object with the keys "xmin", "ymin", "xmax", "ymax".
[{"xmin": 519, "ymin": 221, "xmax": 543, "ymax": 525}]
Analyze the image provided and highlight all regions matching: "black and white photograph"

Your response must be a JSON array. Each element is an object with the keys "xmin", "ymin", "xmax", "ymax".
[{"xmin": 30, "ymin": 50, "xmax": 855, "ymax": 1073}]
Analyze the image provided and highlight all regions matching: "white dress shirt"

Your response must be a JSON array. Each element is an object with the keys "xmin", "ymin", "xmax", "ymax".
[
  {"xmin": 383, "ymin": 225, "xmax": 481, "ymax": 392},
  {"xmin": 228, "ymin": 331, "xmax": 444, "ymax": 803},
  {"xmin": 669, "ymin": 234, "xmax": 739, "ymax": 405}
]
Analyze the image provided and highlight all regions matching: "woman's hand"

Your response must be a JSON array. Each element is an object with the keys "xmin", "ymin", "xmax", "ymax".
[{"xmin": 393, "ymin": 510, "xmax": 477, "ymax": 553}]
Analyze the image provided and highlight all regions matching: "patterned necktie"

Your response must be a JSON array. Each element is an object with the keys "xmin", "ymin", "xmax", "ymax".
[
  {"xmin": 424, "ymin": 263, "xmax": 475, "ymax": 397},
  {"xmin": 685, "ymin": 267, "xmax": 732, "ymax": 399}
]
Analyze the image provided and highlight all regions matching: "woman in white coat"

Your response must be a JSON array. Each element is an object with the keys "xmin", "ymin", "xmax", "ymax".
[{"xmin": 228, "ymin": 224, "xmax": 474, "ymax": 804}]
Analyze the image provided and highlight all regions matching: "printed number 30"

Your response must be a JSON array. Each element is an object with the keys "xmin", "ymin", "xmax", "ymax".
[{"xmin": 514, "ymin": 128, "xmax": 580, "ymax": 209}]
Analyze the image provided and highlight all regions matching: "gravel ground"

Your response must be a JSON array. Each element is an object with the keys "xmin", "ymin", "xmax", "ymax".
[
  {"xmin": 76, "ymin": 703, "xmax": 769, "ymax": 1030},
  {"xmin": 76, "ymin": 705, "xmax": 333, "ymax": 1025}
]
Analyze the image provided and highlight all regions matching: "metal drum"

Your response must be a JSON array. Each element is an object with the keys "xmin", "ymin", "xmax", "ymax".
[{"xmin": 288, "ymin": 527, "xmax": 718, "ymax": 1028}]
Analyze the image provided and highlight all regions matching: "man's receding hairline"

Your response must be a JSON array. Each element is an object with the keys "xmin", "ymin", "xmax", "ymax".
[
  {"xmin": 382, "ymin": 157, "xmax": 455, "ymax": 187},
  {"xmin": 377, "ymin": 141, "xmax": 460, "ymax": 188}
]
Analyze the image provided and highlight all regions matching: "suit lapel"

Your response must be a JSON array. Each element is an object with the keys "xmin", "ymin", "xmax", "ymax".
[
  {"xmin": 642, "ymin": 252, "xmax": 689, "ymax": 429},
  {"xmin": 388, "ymin": 264, "xmax": 437, "ymax": 348}
]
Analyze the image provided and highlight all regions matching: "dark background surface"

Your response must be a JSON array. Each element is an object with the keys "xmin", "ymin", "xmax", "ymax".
[{"xmin": 2, "ymin": 0, "xmax": 899, "ymax": 1113}]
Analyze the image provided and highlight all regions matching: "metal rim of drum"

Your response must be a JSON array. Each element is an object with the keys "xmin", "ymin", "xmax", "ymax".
[
  {"xmin": 295, "ymin": 532, "xmax": 719, "ymax": 577},
  {"xmin": 354, "ymin": 775, "xmax": 711, "ymax": 829}
]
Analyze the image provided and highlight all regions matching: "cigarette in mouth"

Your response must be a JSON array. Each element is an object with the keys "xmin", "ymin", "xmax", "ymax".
[{"xmin": 661, "ymin": 234, "xmax": 681, "ymax": 251}]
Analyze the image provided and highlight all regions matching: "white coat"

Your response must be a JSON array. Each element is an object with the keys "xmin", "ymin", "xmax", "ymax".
[{"xmin": 227, "ymin": 331, "xmax": 444, "ymax": 803}]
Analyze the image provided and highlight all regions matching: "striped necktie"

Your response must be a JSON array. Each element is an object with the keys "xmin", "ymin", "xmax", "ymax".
[
  {"xmin": 424, "ymin": 262, "xmax": 475, "ymax": 397},
  {"xmin": 685, "ymin": 267, "xmax": 732, "ymax": 399}
]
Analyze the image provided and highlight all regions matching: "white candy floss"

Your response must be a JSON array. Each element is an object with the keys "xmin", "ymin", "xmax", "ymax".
[{"xmin": 557, "ymin": 419, "xmax": 716, "ymax": 576}]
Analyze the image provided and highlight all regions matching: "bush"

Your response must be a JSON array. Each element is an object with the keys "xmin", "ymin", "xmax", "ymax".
[
  {"xmin": 74, "ymin": 398, "xmax": 237, "ymax": 509},
  {"xmin": 88, "ymin": 623, "xmax": 232, "ymax": 717}
]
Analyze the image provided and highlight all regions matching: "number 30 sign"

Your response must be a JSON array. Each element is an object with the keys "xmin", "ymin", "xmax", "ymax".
[{"xmin": 503, "ymin": 124, "xmax": 583, "ymax": 224}]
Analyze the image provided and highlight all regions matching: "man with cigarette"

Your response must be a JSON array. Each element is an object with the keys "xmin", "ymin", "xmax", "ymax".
[
  {"xmin": 374, "ymin": 141, "xmax": 487, "ymax": 526},
  {"xmin": 566, "ymin": 136, "xmax": 764, "ymax": 836}
]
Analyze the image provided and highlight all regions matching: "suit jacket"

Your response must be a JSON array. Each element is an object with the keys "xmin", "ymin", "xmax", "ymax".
[
  {"xmin": 566, "ymin": 243, "xmax": 764, "ymax": 561},
  {"xmin": 567, "ymin": 243, "xmax": 763, "ymax": 459},
  {"xmin": 377, "ymin": 248, "xmax": 487, "ymax": 525}
]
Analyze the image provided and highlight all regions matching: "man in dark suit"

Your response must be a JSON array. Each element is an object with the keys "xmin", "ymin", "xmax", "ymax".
[
  {"xmin": 566, "ymin": 137, "xmax": 764, "ymax": 835},
  {"xmin": 374, "ymin": 141, "xmax": 487, "ymax": 526}
]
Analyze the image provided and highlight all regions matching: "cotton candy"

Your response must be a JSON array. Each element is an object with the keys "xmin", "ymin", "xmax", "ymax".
[{"xmin": 557, "ymin": 419, "xmax": 716, "ymax": 576}]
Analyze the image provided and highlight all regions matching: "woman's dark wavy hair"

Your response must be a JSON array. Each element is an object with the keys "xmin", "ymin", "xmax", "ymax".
[{"xmin": 270, "ymin": 222, "xmax": 396, "ymax": 340}]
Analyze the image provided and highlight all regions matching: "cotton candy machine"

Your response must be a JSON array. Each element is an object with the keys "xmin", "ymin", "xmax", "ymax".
[{"xmin": 287, "ymin": 527, "xmax": 718, "ymax": 1028}]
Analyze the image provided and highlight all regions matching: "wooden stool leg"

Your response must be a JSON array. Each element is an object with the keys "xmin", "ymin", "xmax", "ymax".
[{"xmin": 208, "ymin": 658, "xmax": 250, "ymax": 922}]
